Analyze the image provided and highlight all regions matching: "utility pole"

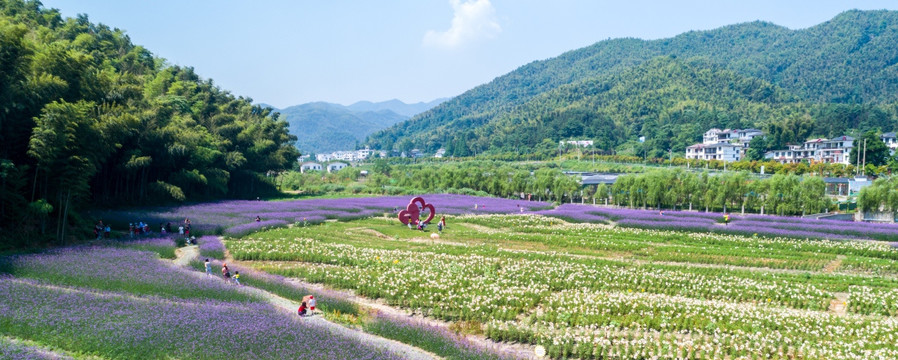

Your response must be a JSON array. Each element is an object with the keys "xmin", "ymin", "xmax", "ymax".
[{"xmin": 863, "ymin": 139, "xmax": 867, "ymax": 176}]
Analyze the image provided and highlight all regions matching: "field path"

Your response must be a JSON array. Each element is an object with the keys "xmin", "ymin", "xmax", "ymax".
[
  {"xmin": 173, "ymin": 245, "xmax": 198, "ymax": 266},
  {"xmin": 172, "ymin": 244, "xmax": 440, "ymax": 360},
  {"xmin": 823, "ymin": 255, "xmax": 847, "ymax": 273},
  {"xmin": 829, "ymin": 292, "xmax": 849, "ymax": 316}
]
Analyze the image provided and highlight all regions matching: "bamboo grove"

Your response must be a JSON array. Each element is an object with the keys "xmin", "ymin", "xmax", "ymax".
[{"xmin": 0, "ymin": 1, "xmax": 299, "ymax": 247}]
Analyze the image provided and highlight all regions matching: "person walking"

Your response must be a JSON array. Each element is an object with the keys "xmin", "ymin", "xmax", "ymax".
[
  {"xmin": 104, "ymin": 225, "xmax": 111, "ymax": 239},
  {"xmin": 205, "ymin": 259, "xmax": 212, "ymax": 276},
  {"xmin": 308, "ymin": 295, "xmax": 316, "ymax": 313},
  {"xmin": 233, "ymin": 271, "xmax": 241, "ymax": 286},
  {"xmin": 724, "ymin": 213, "xmax": 730, "ymax": 226},
  {"xmin": 221, "ymin": 263, "xmax": 231, "ymax": 283}
]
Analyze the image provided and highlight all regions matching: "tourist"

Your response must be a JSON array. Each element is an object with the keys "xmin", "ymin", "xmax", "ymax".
[
  {"xmin": 104, "ymin": 224, "xmax": 110, "ymax": 239},
  {"xmin": 233, "ymin": 271, "xmax": 241, "ymax": 286},
  {"xmin": 724, "ymin": 213, "xmax": 730, "ymax": 226},
  {"xmin": 222, "ymin": 263, "xmax": 231, "ymax": 283},
  {"xmin": 437, "ymin": 220, "xmax": 443, "ymax": 233},
  {"xmin": 408, "ymin": 221, "xmax": 414, "ymax": 230},
  {"xmin": 205, "ymin": 259, "xmax": 212, "ymax": 276},
  {"xmin": 160, "ymin": 223, "xmax": 166, "ymax": 235},
  {"xmin": 178, "ymin": 225, "xmax": 184, "ymax": 237},
  {"xmin": 128, "ymin": 223, "xmax": 135, "ymax": 238},
  {"xmin": 255, "ymin": 216, "xmax": 261, "ymax": 222},
  {"xmin": 298, "ymin": 301, "xmax": 307, "ymax": 316},
  {"xmin": 308, "ymin": 295, "xmax": 316, "ymax": 312},
  {"xmin": 165, "ymin": 222, "xmax": 172, "ymax": 234}
]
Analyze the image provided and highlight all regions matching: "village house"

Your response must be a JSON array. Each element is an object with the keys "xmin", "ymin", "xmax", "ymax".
[
  {"xmin": 326, "ymin": 162, "xmax": 349, "ymax": 173},
  {"xmin": 300, "ymin": 162, "xmax": 322, "ymax": 173}
]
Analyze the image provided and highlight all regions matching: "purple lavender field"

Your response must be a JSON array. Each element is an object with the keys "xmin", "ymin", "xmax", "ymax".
[
  {"xmin": 0, "ymin": 246, "xmax": 408, "ymax": 359},
  {"xmin": 94, "ymin": 194, "xmax": 549, "ymax": 236},
  {"xmin": 93, "ymin": 193, "xmax": 898, "ymax": 241},
  {"xmin": 538, "ymin": 205, "xmax": 898, "ymax": 241}
]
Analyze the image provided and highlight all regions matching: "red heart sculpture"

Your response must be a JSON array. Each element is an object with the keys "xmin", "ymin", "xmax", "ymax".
[{"xmin": 398, "ymin": 196, "xmax": 436, "ymax": 225}]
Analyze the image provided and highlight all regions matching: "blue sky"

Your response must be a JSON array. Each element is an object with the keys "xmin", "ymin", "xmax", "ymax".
[{"xmin": 42, "ymin": 0, "xmax": 898, "ymax": 108}]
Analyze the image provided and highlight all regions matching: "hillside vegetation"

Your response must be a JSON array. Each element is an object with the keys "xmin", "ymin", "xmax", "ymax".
[
  {"xmin": 0, "ymin": 1, "xmax": 298, "ymax": 247},
  {"xmin": 367, "ymin": 10, "xmax": 898, "ymax": 157},
  {"xmin": 279, "ymin": 102, "xmax": 408, "ymax": 153}
]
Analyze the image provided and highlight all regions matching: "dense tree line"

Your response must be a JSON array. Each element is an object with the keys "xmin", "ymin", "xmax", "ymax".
[
  {"xmin": 281, "ymin": 160, "xmax": 581, "ymax": 203},
  {"xmin": 367, "ymin": 10, "xmax": 898, "ymax": 157},
  {"xmin": 859, "ymin": 177, "xmax": 898, "ymax": 214},
  {"xmin": 605, "ymin": 170, "xmax": 830, "ymax": 216},
  {"xmin": 0, "ymin": 1, "xmax": 298, "ymax": 247},
  {"xmin": 281, "ymin": 160, "xmax": 839, "ymax": 217}
]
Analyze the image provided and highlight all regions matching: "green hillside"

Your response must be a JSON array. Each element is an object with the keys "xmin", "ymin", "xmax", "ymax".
[
  {"xmin": 367, "ymin": 10, "xmax": 898, "ymax": 156},
  {"xmin": 0, "ymin": 0, "xmax": 298, "ymax": 247}
]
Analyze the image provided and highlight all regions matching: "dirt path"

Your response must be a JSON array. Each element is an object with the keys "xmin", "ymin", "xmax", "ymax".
[
  {"xmin": 829, "ymin": 292, "xmax": 849, "ymax": 316},
  {"xmin": 823, "ymin": 255, "xmax": 847, "ymax": 273},
  {"xmin": 173, "ymin": 245, "xmax": 439, "ymax": 360},
  {"xmin": 345, "ymin": 227, "xmax": 393, "ymax": 240},
  {"xmin": 173, "ymin": 245, "xmax": 198, "ymax": 266}
]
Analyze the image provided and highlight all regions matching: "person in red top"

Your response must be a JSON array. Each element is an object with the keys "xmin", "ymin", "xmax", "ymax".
[{"xmin": 221, "ymin": 263, "xmax": 231, "ymax": 283}]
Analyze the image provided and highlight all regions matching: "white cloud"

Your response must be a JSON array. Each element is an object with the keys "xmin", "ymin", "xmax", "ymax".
[{"xmin": 423, "ymin": 0, "xmax": 501, "ymax": 49}]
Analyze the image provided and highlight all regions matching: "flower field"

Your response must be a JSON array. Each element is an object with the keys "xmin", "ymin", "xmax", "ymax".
[
  {"xmin": 0, "ymin": 245, "xmax": 432, "ymax": 359},
  {"xmin": 228, "ymin": 212, "xmax": 898, "ymax": 359},
  {"xmin": 58, "ymin": 194, "xmax": 898, "ymax": 358},
  {"xmin": 534, "ymin": 204, "xmax": 898, "ymax": 241},
  {"xmin": 92, "ymin": 194, "xmax": 548, "ymax": 235}
]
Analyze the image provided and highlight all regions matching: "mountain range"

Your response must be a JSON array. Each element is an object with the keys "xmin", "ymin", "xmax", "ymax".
[
  {"xmin": 366, "ymin": 10, "xmax": 898, "ymax": 158},
  {"xmin": 271, "ymin": 98, "xmax": 448, "ymax": 154}
]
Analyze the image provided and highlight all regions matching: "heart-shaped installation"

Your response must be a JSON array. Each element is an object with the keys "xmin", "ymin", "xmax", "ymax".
[{"xmin": 398, "ymin": 196, "xmax": 436, "ymax": 225}]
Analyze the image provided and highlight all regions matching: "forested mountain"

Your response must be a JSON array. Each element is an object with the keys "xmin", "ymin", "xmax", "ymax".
[
  {"xmin": 367, "ymin": 10, "xmax": 898, "ymax": 156},
  {"xmin": 347, "ymin": 98, "xmax": 449, "ymax": 117},
  {"xmin": 277, "ymin": 98, "xmax": 447, "ymax": 153},
  {"xmin": 0, "ymin": 0, "xmax": 298, "ymax": 246},
  {"xmin": 279, "ymin": 102, "xmax": 408, "ymax": 153}
]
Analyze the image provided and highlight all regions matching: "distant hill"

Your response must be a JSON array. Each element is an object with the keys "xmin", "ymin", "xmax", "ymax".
[
  {"xmin": 276, "ymin": 99, "xmax": 446, "ymax": 154},
  {"xmin": 366, "ymin": 10, "xmax": 898, "ymax": 157},
  {"xmin": 347, "ymin": 98, "xmax": 449, "ymax": 117}
]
